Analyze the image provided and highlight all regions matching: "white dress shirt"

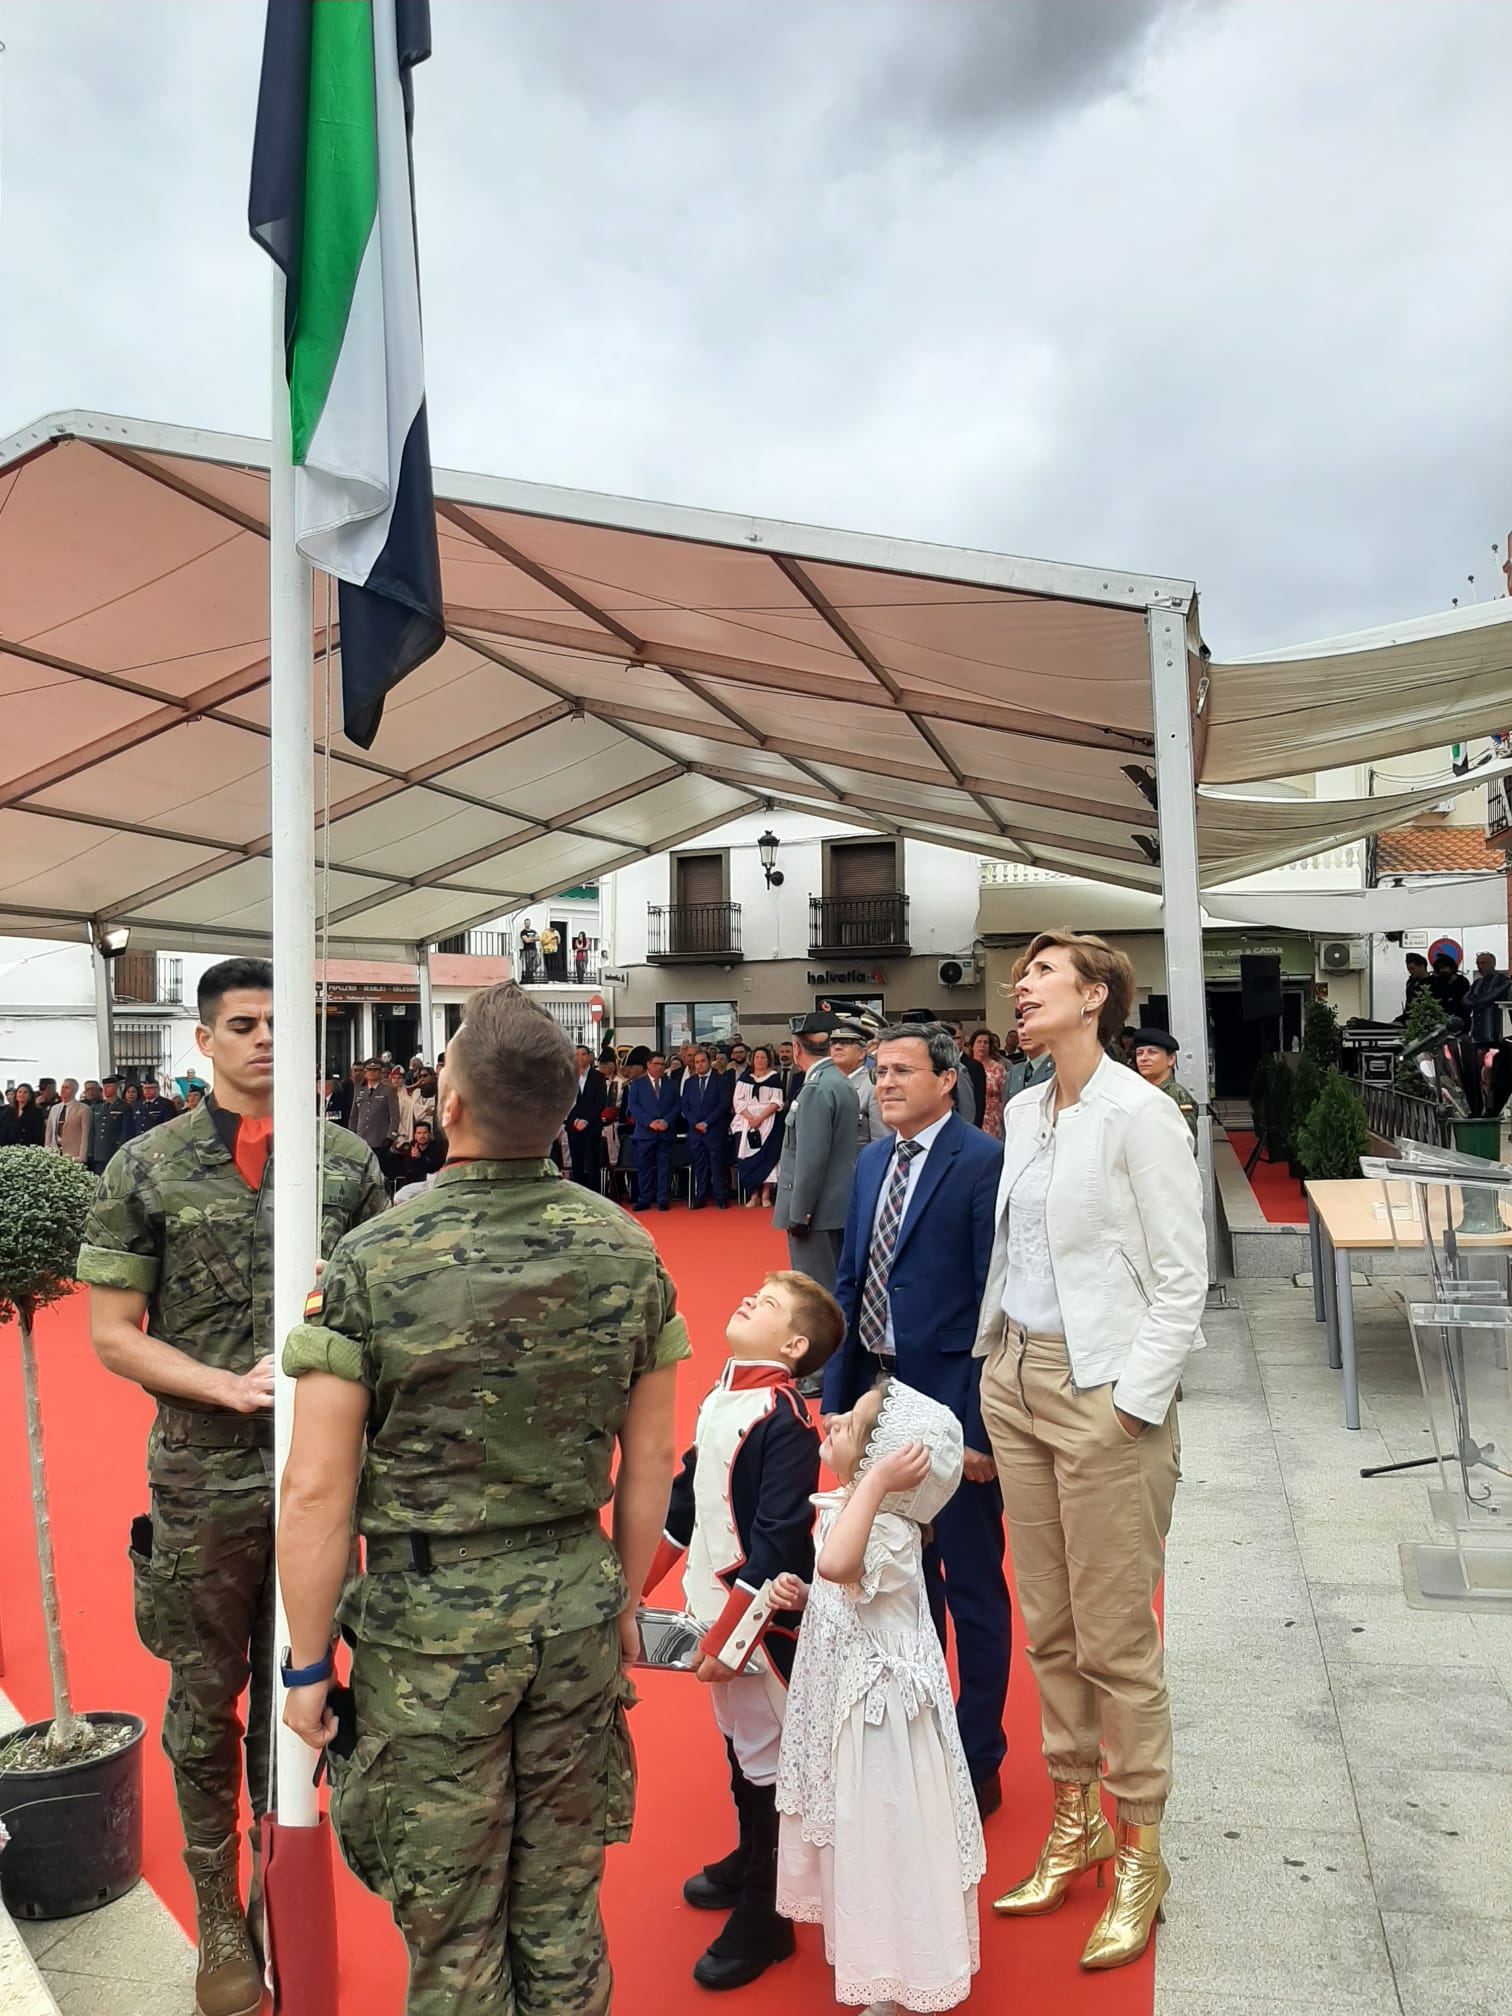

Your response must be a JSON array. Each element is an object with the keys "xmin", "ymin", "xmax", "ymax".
[{"xmin": 868, "ymin": 1112, "xmax": 952, "ymax": 1357}]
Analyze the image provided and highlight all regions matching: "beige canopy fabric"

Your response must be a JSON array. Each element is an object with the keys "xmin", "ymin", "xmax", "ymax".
[
  {"xmin": 0, "ymin": 410, "xmax": 1200, "ymax": 956},
  {"xmin": 1202, "ymin": 599, "xmax": 1512, "ymax": 785},
  {"xmin": 0, "ymin": 409, "xmax": 1494, "ymax": 957}
]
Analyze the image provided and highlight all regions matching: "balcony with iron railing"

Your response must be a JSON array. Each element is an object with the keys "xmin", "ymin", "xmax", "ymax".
[
  {"xmin": 112, "ymin": 951, "xmax": 184, "ymax": 1007},
  {"xmin": 435, "ymin": 929, "xmax": 603, "ymax": 985},
  {"xmin": 647, "ymin": 903, "xmax": 743, "ymax": 964},
  {"xmin": 808, "ymin": 893, "xmax": 910, "ymax": 957}
]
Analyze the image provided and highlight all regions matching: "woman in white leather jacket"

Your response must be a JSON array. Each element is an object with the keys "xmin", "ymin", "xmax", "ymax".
[{"xmin": 974, "ymin": 929, "xmax": 1205, "ymax": 1974}]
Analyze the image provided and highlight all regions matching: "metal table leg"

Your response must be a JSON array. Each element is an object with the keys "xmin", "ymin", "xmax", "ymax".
[
  {"xmin": 1307, "ymin": 1198, "xmax": 1325, "ymax": 1323},
  {"xmin": 1335, "ymin": 1244, "xmax": 1360, "ymax": 1431},
  {"xmin": 1321, "ymin": 1225, "xmax": 1341, "ymax": 1371}
]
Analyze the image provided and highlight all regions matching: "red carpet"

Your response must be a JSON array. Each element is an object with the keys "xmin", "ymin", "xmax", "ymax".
[
  {"xmin": 1225, "ymin": 1131, "xmax": 1309, "ymax": 1225},
  {"xmin": 1, "ymin": 1205, "xmax": 1158, "ymax": 2015}
]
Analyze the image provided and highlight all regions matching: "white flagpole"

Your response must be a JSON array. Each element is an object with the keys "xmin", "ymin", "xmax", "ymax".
[{"xmin": 269, "ymin": 270, "xmax": 320, "ymax": 1831}]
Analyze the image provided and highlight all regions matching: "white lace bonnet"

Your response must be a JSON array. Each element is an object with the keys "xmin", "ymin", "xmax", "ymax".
[{"xmin": 858, "ymin": 1378, "xmax": 964, "ymax": 1525}]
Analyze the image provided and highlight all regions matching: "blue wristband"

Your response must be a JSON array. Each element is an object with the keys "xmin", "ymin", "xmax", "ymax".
[{"xmin": 280, "ymin": 1647, "xmax": 335, "ymax": 1689}]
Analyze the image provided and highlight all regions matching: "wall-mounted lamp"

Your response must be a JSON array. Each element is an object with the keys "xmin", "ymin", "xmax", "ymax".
[
  {"xmin": 757, "ymin": 829, "xmax": 784, "ymax": 889},
  {"xmin": 95, "ymin": 926, "xmax": 131, "ymax": 958}
]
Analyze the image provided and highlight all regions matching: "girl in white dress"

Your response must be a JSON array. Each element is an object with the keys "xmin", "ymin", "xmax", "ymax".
[{"xmin": 774, "ymin": 1379, "xmax": 986, "ymax": 2014}]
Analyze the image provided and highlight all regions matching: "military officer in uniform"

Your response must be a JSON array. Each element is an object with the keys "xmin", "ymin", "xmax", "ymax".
[
  {"xmin": 80, "ymin": 956, "xmax": 385, "ymax": 2016},
  {"xmin": 277, "ymin": 981, "xmax": 691, "ymax": 2016},
  {"xmin": 1133, "ymin": 1026, "xmax": 1199, "ymax": 1139},
  {"xmin": 772, "ymin": 1011, "xmax": 860, "ymax": 1295},
  {"xmin": 827, "ymin": 1015, "xmax": 890, "ymax": 1147}
]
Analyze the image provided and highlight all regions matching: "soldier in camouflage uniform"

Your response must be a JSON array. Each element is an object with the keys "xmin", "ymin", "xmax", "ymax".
[
  {"xmin": 278, "ymin": 981, "xmax": 690, "ymax": 2016},
  {"xmin": 1133, "ymin": 1027, "xmax": 1199, "ymax": 1141},
  {"xmin": 80, "ymin": 957, "xmax": 385, "ymax": 2016}
]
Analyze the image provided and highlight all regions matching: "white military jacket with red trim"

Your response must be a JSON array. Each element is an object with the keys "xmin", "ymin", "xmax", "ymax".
[{"xmin": 643, "ymin": 1359, "xmax": 821, "ymax": 1680}]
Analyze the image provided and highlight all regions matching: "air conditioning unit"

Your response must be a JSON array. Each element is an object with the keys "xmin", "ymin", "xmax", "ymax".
[
  {"xmin": 937, "ymin": 957, "xmax": 977, "ymax": 987},
  {"xmin": 1320, "ymin": 938, "xmax": 1368, "ymax": 973}
]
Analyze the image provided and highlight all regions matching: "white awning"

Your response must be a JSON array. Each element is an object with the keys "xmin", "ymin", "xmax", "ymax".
[
  {"xmin": 1202, "ymin": 599, "xmax": 1512, "ymax": 784},
  {"xmin": 0, "ymin": 410, "xmax": 1198, "ymax": 957}
]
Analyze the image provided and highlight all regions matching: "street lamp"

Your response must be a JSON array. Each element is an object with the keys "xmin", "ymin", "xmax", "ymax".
[{"xmin": 757, "ymin": 829, "xmax": 784, "ymax": 889}]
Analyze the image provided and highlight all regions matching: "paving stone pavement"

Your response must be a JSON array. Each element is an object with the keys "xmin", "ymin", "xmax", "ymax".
[
  {"xmin": 1158, "ymin": 1275, "xmax": 1512, "ymax": 2016},
  {"xmin": 5, "ymin": 1274, "xmax": 1512, "ymax": 2013}
]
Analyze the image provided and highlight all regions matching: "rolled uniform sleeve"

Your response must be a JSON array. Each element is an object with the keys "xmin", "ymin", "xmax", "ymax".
[
  {"xmin": 645, "ymin": 1256, "xmax": 693, "ymax": 1377},
  {"xmin": 283, "ymin": 1240, "xmax": 373, "ymax": 1388},
  {"xmin": 76, "ymin": 1155, "xmax": 161, "ymax": 1295}
]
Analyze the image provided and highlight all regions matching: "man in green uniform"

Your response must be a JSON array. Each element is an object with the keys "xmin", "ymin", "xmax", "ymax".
[
  {"xmin": 277, "ymin": 981, "xmax": 689, "ymax": 2016},
  {"xmin": 80, "ymin": 956, "xmax": 385, "ymax": 2016},
  {"xmin": 1133, "ymin": 1026, "xmax": 1199, "ymax": 1139}
]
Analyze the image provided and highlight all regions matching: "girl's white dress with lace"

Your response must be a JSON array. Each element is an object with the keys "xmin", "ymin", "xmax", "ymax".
[{"xmin": 775, "ymin": 1491, "xmax": 986, "ymax": 2012}]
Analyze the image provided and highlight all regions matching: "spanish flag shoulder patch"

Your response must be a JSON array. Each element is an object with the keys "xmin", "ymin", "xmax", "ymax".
[{"xmin": 303, "ymin": 1288, "xmax": 324, "ymax": 1322}]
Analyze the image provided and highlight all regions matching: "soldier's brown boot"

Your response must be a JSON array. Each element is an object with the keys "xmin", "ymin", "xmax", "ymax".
[{"xmin": 184, "ymin": 1836, "xmax": 262, "ymax": 2016}]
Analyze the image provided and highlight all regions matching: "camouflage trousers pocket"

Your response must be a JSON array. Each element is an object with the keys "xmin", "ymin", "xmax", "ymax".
[
  {"xmin": 603, "ymin": 1676, "xmax": 638, "ymax": 1847},
  {"xmin": 129, "ymin": 1539, "xmax": 204, "ymax": 1668},
  {"xmin": 329, "ymin": 1734, "xmax": 401, "ymax": 1906}
]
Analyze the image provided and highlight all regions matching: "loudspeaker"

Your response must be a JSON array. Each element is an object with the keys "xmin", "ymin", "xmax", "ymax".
[{"xmin": 1240, "ymin": 955, "xmax": 1283, "ymax": 1023}]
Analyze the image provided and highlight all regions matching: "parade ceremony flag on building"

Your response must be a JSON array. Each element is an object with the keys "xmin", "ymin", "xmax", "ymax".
[{"xmin": 249, "ymin": 0, "xmax": 444, "ymax": 750}]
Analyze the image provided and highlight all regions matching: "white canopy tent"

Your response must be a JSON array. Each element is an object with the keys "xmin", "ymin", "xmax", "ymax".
[
  {"xmin": 3, "ymin": 408, "xmax": 1507, "ymax": 1259},
  {"xmin": 0, "ymin": 410, "xmax": 1204, "ymax": 958},
  {"xmin": 1202, "ymin": 598, "xmax": 1512, "ymax": 785}
]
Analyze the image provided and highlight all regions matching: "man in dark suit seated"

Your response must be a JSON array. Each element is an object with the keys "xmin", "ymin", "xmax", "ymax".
[
  {"xmin": 824, "ymin": 1018, "xmax": 1010, "ymax": 1818},
  {"xmin": 626, "ymin": 1050, "xmax": 679, "ymax": 1211},
  {"xmin": 680, "ymin": 1045, "xmax": 732, "ymax": 1209},
  {"xmin": 567, "ymin": 1044, "xmax": 608, "ymax": 1189}
]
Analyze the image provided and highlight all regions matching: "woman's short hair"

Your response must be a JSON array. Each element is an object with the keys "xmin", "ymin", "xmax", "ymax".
[
  {"xmin": 968, "ymin": 1028, "xmax": 999, "ymax": 1058},
  {"xmin": 1021, "ymin": 930, "xmax": 1136, "ymax": 1046}
]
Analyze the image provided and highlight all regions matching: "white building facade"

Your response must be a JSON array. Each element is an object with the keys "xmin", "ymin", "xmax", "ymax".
[{"xmin": 601, "ymin": 808, "xmax": 986, "ymax": 1054}]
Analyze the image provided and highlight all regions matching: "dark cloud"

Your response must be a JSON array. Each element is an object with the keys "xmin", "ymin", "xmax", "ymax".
[{"xmin": 869, "ymin": 0, "xmax": 1176, "ymax": 137}]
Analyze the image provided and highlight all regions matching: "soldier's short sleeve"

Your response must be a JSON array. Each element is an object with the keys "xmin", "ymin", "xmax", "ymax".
[
  {"xmin": 76, "ymin": 1152, "xmax": 161, "ymax": 1295},
  {"xmin": 642, "ymin": 1256, "xmax": 693, "ymax": 1379},
  {"xmin": 283, "ymin": 1238, "xmax": 373, "ymax": 1387},
  {"xmin": 354, "ymin": 1149, "xmax": 388, "ymax": 1226}
]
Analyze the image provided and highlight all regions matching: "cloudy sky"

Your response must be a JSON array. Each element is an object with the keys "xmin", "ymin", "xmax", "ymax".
[{"xmin": 1, "ymin": 0, "xmax": 1508, "ymax": 655}]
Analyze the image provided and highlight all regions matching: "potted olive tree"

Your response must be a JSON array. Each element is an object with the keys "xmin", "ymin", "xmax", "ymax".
[{"xmin": 0, "ymin": 1146, "xmax": 146, "ymax": 1919}]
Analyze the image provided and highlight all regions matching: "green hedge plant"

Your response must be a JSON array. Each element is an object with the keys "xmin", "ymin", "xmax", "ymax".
[{"xmin": 1297, "ymin": 1069, "xmax": 1371, "ymax": 1181}]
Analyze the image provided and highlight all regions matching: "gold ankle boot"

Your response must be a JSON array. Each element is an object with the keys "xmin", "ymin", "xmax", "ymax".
[
  {"xmin": 1079, "ymin": 1817, "xmax": 1169, "ymax": 1970},
  {"xmin": 993, "ymin": 1778, "xmax": 1114, "ymax": 1916}
]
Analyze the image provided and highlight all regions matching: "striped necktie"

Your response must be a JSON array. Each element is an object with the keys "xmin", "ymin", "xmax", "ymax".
[{"xmin": 857, "ymin": 1139, "xmax": 922, "ymax": 1359}]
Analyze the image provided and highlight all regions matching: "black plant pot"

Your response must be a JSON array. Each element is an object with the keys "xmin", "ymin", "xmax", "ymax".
[{"xmin": 0, "ymin": 1712, "xmax": 146, "ymax": 1919}]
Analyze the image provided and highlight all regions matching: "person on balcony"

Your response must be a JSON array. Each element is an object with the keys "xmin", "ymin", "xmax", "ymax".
[{"xmin": 573, "ymin": 929, "xmax": 591, "ymax": 983}]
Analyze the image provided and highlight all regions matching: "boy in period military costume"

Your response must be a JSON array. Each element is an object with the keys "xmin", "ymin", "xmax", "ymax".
[
  {"xmin": 1133, "ymin": 1027, "xmax": 1199, "ymax": 1140},
  {"xmin": 642, "ymin": 1271, "xmax": 844, "ymax": 1992},
  {"xmin": 80, "ymin": 957, "xmax": 386, "ymax": 2016},
  {"xmin": 277, "ymin": 984, "xmax": 691, "ymax": 2016}
]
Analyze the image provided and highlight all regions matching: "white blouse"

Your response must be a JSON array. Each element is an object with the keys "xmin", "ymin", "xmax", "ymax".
[{"xmin": 1000, "ymin": 1132, "xmax": 1065, "ymax": 1337}]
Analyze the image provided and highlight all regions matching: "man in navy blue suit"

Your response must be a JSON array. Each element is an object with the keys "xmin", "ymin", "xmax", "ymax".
[
  {"xmin": 626, "ymin": 1050, "xmax": 680, "ymax": 1210},
  {"xmin": 824, "ymin": 1019, "xmax": 1010, "ymax": 1815},
  {"xmin": 680, "ymin": 1045, "xmax": 732, "ymax": 1209}
]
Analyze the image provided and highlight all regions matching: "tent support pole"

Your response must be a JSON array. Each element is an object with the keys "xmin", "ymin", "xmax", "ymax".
[
  {"xmin": 1149, "ymin": 604, "xmax": 1216, "ymax": 1281},
  {"xmin": 269, "ymin": 273, "xmax": 320, "ymax": 1832},
  {"xmin": 89, "ymin": 922, "xmax": 115, "ymax": 1082},
  {"xmin": 417, "ymin": 942, "xmax": 435, "ymax": 1060}
]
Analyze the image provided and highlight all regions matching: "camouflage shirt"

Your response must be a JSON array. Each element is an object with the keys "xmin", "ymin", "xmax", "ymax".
[
  {"xmin": 77, "ymin": 1099, "xmax": 387, "ymax": 1400},
  {"xmin": 283, "ymin": 1159, "xmax": 693, "ymax": 1655},
  {"xmin": 1160, "ymin": 1075, "xmax": 1200, "ymax": 1140}
]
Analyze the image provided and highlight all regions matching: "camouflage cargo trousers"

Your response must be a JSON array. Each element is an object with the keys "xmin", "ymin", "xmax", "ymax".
[
  {"xmin": 128, "ymin": 1415, "xmax": 276, "ymax": 1848},
  {"xmin": 331, "ymin": 1621, "xmax": 636, "ymax": 2016}
]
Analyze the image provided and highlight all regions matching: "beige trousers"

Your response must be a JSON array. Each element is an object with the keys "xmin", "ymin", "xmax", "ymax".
[{"xmin": 980, "ymin": 1324, "xmax": 1179, "ymax": 1823}]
